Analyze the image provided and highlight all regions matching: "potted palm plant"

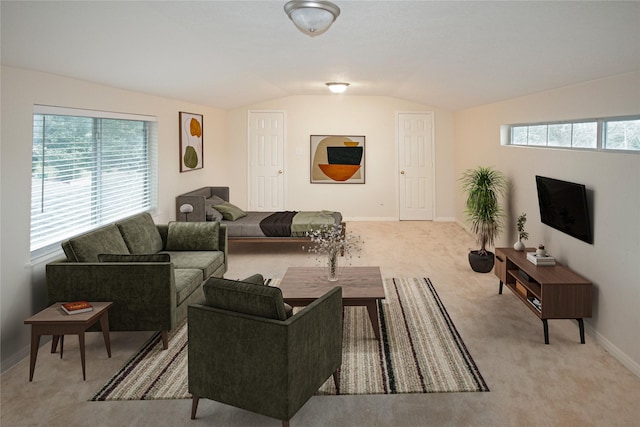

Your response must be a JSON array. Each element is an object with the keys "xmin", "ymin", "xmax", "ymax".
[{"xmin": 460, "ymin": 166, "xmax": 507, "ymax": 272}]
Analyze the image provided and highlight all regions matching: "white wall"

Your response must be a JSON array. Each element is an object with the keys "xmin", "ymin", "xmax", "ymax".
[
  {"xmin": 454, "ymin": 72, "xmax": 640, "ymax": 375},
  {"xmin": 0, "ymin": 66, "xmax": 228, "ymax": 370},
  {"xmin": 227, "ymin": 96, "xmax": 456, "ymax": 221}
]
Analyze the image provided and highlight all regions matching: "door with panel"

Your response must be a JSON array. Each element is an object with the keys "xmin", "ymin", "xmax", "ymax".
[
  {"xmin": 398, "ymin": 112, "xmax": 434, "ymax": 220},
  {"xmin": 248, "ymin": 111, "xmax": 286, "ymax": 211}
]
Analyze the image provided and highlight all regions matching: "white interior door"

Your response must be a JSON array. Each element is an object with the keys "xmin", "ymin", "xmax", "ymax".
[
  {"xmin": 248, "ymin": 111, "xmax": 285, "ymax": 211},
  {"xmin": 398, "ymin": 112, "xmax": 434, "ymax": 220}
]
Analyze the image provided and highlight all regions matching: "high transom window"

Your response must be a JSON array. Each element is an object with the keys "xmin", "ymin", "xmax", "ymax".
[
  {"xmin": 31, "ymin": 105, "xmax": 158, "ymax": 257},
  {"xmin": 505, "ymin": 116, "xmax": 640, "ymax": 152}
]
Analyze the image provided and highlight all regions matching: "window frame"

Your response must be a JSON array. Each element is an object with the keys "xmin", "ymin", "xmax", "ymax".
[
  {"xmin": 503, "ymin": 115, "xmax": 640, "ymax": 154},
  {"xmin": 30, "ymin": 105, "xmax": 158, "ymax": 259}
]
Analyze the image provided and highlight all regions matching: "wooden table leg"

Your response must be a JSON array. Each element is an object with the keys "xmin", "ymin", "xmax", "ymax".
[
  {"xmin": 29, "ymin": 329, "xmax": 41, "ymax": 382},
  {"xmin": 59, "ymin": 335, "xmax": 65, "ymax": 359},
  {"xmin": 365, "ymin": 301, "xmax": 382, "ymax": 341},
  {"xmin": 99, "ymin": 311, "xmax": 112, "ymax": 357},
  {"xmin": 51, "ymin": 335, "xmax": 60, "ymax": 354},
  {"xmin": 78, "ymin": 333, "xmax": 86, "ymax": 381}
]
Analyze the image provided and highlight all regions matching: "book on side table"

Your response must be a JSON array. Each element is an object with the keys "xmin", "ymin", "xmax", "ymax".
[{"xmin": 61, "ymin": 301, "xmax": 93, "ymax": 315}]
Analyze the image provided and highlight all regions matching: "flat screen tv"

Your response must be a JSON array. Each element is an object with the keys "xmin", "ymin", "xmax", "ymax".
[{"xmin": 535, "ymin": 176, "xmax": 593, "ymax": 244}]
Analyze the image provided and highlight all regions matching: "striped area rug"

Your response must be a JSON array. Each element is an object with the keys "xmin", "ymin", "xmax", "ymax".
[{"xmin": 91, "ymin": 277, "xmax": 488, "ymax": 400}]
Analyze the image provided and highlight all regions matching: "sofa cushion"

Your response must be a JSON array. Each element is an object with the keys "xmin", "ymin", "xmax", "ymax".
[
  {"xmin": 62, "ymin": 224, "xmax": 130, "ymax": 262},
  {"xmin": 213, "ymin": 201, "xmax": 247, "ymax": 221},
  {"xmin": 165, "ymin": 221, "xmax": 219, "ymax": 251},
  {"xmin": 116, "ymin": 213, "xmax": 164, "ymax": 254},
  {"xmin": 164, "ymin": 251, "xmax": 224, "ymax": 279},
  {"xmin": 239, "ymin": 274, "xmax": 294, "ymax": 318},
  {"xmin": 206, "ymin": 207, "xmax": 223, "ymax": 222},
  {"xmin": 242, "ymin": 273, "xmax": 265, "ymax": 285},
  {"xmin": 97, "ymin": 253, "xmax": 171, "ymax": 263},
  {"xmin": 205, "ymin": 195, "xmax": 225, "ymax": 208},
  {"xmin": 174, "ymin": 268, "xmax": 204, "ymax": 305},
  {"xmin": 203, "ymin": 277, "xmax": 288, "ymax": 321}
]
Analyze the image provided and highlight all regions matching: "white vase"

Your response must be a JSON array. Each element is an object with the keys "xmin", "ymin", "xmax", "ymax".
[{"xmin": 513, "ymin": 239, "xmax": 525, "ymax": 251}]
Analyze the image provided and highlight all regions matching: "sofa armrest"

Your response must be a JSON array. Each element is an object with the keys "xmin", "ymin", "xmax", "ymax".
[
  {"xmin": 219, "ymin": 224, "xmax": 228, "ymax": 271},
  {"xmin": 46, "ymin": 261, "xmax": 177, "ymax": 332}
]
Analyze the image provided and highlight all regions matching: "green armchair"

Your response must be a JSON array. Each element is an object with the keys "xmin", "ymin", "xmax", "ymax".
[{"xmin": 188, "ymin": 275, "xmax": 343, "ymax": 427}]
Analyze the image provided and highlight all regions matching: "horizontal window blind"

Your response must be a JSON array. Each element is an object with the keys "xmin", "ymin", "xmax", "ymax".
[{"xmin": 31, "ymin": 107, "xmax": 157, "ymax": 256}]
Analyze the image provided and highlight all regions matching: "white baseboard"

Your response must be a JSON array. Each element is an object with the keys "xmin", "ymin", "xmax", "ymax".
[
  {"xmin": 434, "ymin": 216, "xmax": 456, "ymax": 222},
  {"xmin": 1, "ymin": 343, "xmax": 33, "ymax": 375},
  {"xmin": 343, "ymin": 217, "xmax": 397, "ymax": 222},
  {"xmin": 344, "ymin": 217, "xmax": 457, "ymax": 222},
  {"xmin": 585, "ymin": 322, "xmax": 640, "ymax": 378}
]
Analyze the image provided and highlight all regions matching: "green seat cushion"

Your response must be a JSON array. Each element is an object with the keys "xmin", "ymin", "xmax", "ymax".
[
  {"xmin": 203, "ymin": 277, "xmax": 287, "ymax": 321},
  {"xmin": 214, "ymin": 201, "xmax": 247, "ymax": 221},
  {"xmin": 164, "ymin": 251, "xmax": 225, "ymax": 279},
  {"xmin": 165, "ymin": 221, "xmax": 220, "ymax": 251},
  {"xmin": 62, "ymin": 224, "xmax": 130, "ymax": 262},
  {"xmin": 175, "ymin": 269, "xmax": 204, "ymax": 305},
  {"xmin": 115, "ymin": 213, "xmax": 164, "ymax": 254}
]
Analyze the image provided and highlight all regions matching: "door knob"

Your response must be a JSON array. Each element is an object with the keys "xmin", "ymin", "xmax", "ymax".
[
  {"xmin": 400, "ymin": 170, "xmax": 405, "ymax": 175},
  {"xmin": 278, "ymin": 170, "xmax": 283, "ymax": 174}
]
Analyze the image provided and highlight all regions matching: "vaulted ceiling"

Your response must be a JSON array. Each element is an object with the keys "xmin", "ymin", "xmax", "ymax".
[{"xmin": 2, "ymin": 1, "xmax": 639, "ymax": 111}]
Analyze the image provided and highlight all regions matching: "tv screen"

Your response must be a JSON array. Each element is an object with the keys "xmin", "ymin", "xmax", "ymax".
[{"xmin": 535, "ymin": 176, "xmax": 593, "ymax": 244}]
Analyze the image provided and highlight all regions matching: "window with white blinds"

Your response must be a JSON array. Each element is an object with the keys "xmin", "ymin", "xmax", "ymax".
[{"xmin": 31, "ymin": 106, "xmax": 158, "ymax": 257}]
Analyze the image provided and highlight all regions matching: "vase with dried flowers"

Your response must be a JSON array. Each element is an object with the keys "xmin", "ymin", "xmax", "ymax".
[{"xmin": 305, "ymin": 223, "xmax": 362, "ymax": 281}]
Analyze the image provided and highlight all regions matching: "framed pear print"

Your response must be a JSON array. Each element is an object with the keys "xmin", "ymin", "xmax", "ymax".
[{"xmin": 179, "ymin": 112, "xmax": 203, "ymax": 172}]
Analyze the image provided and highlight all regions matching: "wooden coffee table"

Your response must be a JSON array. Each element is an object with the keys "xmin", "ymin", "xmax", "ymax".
[
  {"xmin": 279, "ymin": 267, "xmax": 385, "ymax": 340},
  {"xmin": 24, "ymin": 301, "xmax": 113, "ymax": 381}
]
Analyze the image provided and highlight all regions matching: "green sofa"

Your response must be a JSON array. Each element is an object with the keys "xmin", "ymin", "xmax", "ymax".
[{"xmin": 46, "ymin": 212, "xmax": 227, "ymax": 349}]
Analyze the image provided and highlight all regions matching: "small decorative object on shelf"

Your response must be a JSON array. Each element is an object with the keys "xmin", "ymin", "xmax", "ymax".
[
  {"xmin": 61, "ymin": 301, "xmax": 94, "ymax": 315},
  {"xmin": 536, "ymin": 244, "xmax": 546, "ymax": 257},
  {"xmin": 305, "ymin": 223, "xmax": 362, "ymax": 281},
  {"xmin": 527, "ymin": 249, "xmax": 556, "ymax": 266},
  {"xmin": 514, "ymin": 213, "xmax": 528, "ymax": 251}
]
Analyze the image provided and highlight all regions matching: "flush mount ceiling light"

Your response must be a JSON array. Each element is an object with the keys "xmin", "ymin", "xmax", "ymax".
[
  {"xmin": 326, "ymin": 82, "xmax": 350, "ymax": 93},
  {"xmin": 284, "ymin": 1, "xmax": 341, "ymax": 37}
]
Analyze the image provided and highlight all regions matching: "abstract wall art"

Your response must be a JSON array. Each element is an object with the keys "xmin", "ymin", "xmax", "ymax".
[
  {"xmin": 179, "ymin": 111, "xmax": 203, "ymax": 172},
  {"xmin": 310, "ymin": 135, "xmax": 365, "ymax": 184}
]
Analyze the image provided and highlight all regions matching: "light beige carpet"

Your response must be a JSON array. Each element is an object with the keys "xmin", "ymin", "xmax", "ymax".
[{"xmin": 91, "ymin": 277, "xmax": 488, "ymax": 401}]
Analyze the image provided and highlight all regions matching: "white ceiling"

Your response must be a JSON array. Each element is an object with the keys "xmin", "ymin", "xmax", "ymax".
[{"xmin": 2, "ymin": 1, "xmax": 639, "ymax": 111}]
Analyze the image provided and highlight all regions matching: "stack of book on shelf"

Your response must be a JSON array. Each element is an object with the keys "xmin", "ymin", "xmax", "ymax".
[
  {"xmin": 526, "ymin": 252, "xmax": 556, "ymax": 266},
  {"xmin": 61, "ymin": 301, "xmax": 93, "ymax": 315},
  {"xmin": 527, "ymin": 296, "xmax": 542, "ymax": 312}
]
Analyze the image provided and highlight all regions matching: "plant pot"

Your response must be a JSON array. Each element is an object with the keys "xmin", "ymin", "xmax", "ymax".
[{"xmin": 468, "ymin": 250, "xmax": 495, "ymax": 273}]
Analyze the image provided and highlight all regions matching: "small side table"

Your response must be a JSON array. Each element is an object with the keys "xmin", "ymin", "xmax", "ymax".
[{"xmin": 24, "ymin": 301, "xmax": 113, "ymax": 381}]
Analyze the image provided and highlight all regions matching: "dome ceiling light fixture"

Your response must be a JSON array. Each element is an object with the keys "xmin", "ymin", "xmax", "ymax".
[
  {"xmin": 284, "ymin": 1, "xmax": 341, "ymax": 37},
  {"xmin": 325, "ymin": 82, "xmax": 350, "ymax": 93}
]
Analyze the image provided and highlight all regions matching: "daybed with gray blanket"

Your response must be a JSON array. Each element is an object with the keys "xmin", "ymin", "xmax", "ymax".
[
  {"xmin": 46, "ymin": 212, "xmax": 227, "ymax": 349},
  {"xmin": 176, "ymin": 186, "xmax": 345, "ymax": 244}
]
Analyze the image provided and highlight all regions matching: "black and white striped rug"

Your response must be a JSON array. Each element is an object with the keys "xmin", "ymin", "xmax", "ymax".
[{"xmin": 91, "ymin": 277, "xmax": 488, "ymax": 400}]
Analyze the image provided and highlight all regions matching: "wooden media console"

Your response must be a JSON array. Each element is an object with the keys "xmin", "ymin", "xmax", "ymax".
[{"xmin": 494, "ymin": 247, "xmax": 592, "ymax": 344}]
